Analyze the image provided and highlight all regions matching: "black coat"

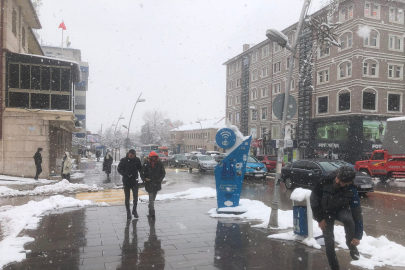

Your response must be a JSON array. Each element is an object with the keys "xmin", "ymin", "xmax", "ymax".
[
  {"xmin": 141, "ymin": 160, "xmax": 165, "ymax": 193},
  {"xmin": 33, "ymin": 148, "xmax": 42, "ymax": 166},
  {"xmin": 102, "ymin": 154, "xmax": 113, "ymax": 172},
  {"xmin": 117, "ymin": 155, "xmax": 142, "ymax": 188}
]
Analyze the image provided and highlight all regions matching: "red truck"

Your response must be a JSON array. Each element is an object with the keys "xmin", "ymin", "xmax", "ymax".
[{"xmin": 354, "ymin": 149, "xmax": 405, "ymax": 181}]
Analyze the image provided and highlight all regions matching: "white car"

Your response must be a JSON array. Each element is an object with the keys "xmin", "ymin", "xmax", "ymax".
[{"xmin": 188, "ymin": 155, "xmax": 217, "ymax": 172}]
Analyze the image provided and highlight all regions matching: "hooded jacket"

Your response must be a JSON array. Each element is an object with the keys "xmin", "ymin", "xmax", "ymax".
[
  {"xmin": 117, "ymin": 153, "xmax": 142, "ymax": 188},
  {"xmin": 33, "ymin": 148, "xmax": 43, "ymax": 166},
  {"xmin": 62, "ymin": 152, "xmax": 72, "ymax": 174},
  {"xmin": 141, "ymin": 151, "xmax": 166, "ymax": 193}
]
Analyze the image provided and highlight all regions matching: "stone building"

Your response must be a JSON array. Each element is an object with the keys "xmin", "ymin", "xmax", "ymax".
[
  {"xmin": 0, "ymin": 0, "xmax": 81, "ymax": 178},
  {"xmin": 224, "ymin": 0, "xmax": 405, "ymax": 163}
]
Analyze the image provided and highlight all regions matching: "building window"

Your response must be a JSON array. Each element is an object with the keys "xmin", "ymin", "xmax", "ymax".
[
  {"xmin": 338, "ymin": 61, "xmax": 352, "ymax": 79},
  {"xmin": 262, "ymin": 45, "xmax": 269, "ymax": 58},
  {"xmin": 389, "ymin": 7, "xmax": 403, "ymax": 23},
  {"xmin": 236, "ymin": 60, "xmax": 241, "ymax": 71},
  {"xmin": 364, "ymin": 29, "xmax": 379, "ymax": 48},
  {"xmin": 261, "ymin": 107, "xmax": 268, "ymax": 120},
  {"xmin": 317, "ymin": 69, "xmax": 329, "ymax": 84},
  {"xmin": 12, "ymin": 8, "xmax": 17, "ymax": 37},
  {"xmin": 236, "ymin": 96, "xmax": 240, "ymax": 104},
  {"xmin": 236, "ymin": 112, "xmax": 240, "ymax": 123},
  {"xmin": 228, "ymin": 80, "xmax": 233, "ymax": 90},
  {"xmin": 251, "ymin": 89, "xmax": 258, "ymax": 100},
  {"xmin": 286, "ymin": 57, "xmax": 295, "ymax": 69},
  {"xmin": 261, "ymin": 67, "xmax": 269, "ymax": 78},
  {"xmin": 338, "ymin": 92, "xmax": 351, "ymax": 111},
  {"xmin": 365, "ymin": 2, "xmax": 379, "ymax": 19},
  {"xmin": 340, "ymin": 7, "xmax": 347, "ymax": 21},
  {"xmin": 363, "ymin": 60, "xmax": 378, "ymax": 77},
  {"xmin": 22, "ymin": 27, "xmax": 26, "ymax": 48},
  {"xmin": 389, "ymin": 35, "xmax": 403, "ymax": 51},
  {"xmin": 363, "ymin": 91, "xmax": 376, "ymax": 110},
  {"xmin": 318, "ymin": 46, "xmax": 330, "ymax": 58},
  {"xmin": 273, "ymin": 42, "xmax": 282, "ymax": 53},
  {"xmin": 261, "ymin": 127, "xmax": 268, "ymax": 137},
  {"xmin": 273, "ymin": 62, "xmax": 281, "ymax": 74},
  {"xmin": 252, "ymin": 50, "xmax": 259, "ymax": 63},
  {"xmin": 251, "ymin": 110, "xmax": 257, "ymax": 121},
  {"xmin": 388, "ymin": 93, "xmax": 401, "ymax": 112},
  {"xmin": 271, "ymin": 125, "xmax": 280, "ymax": 139},
  {"xmin": 228, "ymin": 113, "xmax": 233, "ymax": 123},
  {"xmin": 290, "ymin": 78, "xmax": 295, "ymax": 91},
  {"xmin": 339, "ymin": 32, "xmax": 353, "ymax": 50},
  {"xmin": 388, "ymin": 64, "xmax": 403, "ymax": 79},
  {"xmin": 273, "ymin": 83, "xmax": 281, "ymax": 94},
  {"xmin": 228, "ymin": 97, "xmax": 232, "ymax": 106},
  {"xmin": 252, "ymin": 69, "xmax": 258, "ymax": 81},
  {"xmin": 318, "ymin": 96, "xmax": 328, "ymax": 114},
  {"xmin": 261, "ymin": 87, "xmax": 268, "ymax": 97},
  {"xmin": 236, "ymin": 78, "xmax": 241, "ymax": 87}
]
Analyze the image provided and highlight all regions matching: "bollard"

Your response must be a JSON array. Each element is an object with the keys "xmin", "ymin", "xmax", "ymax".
[{"xmin": 305, "ymin": 196, "xmax": 313, "ymax": 241}]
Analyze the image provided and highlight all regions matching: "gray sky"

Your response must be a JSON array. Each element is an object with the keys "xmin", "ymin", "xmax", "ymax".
[{"xmin": 37, "ymin": 0, "xmax": 324, "ymax": 133}]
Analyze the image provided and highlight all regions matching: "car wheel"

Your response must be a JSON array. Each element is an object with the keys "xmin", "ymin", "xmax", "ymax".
[{"xmin": 284, "ymin": 177, "xmax": 294, "ymax": 190}]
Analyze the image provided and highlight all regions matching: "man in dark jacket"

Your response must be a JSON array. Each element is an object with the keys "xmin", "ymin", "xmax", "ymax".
[
  {"xmin": 310, "ymin": 166, "xmax": 363, "ymax": 270},
  {"xmin": 33, "ymin": 148, "xmax": 43, "ymax": 180},
  {"xmin": 141, "ymin": 151, "xmax": 165, "ymax": 220},
  {"xmin": 118, "ymin": 149, "xmax": 142, "ymax": 219}
]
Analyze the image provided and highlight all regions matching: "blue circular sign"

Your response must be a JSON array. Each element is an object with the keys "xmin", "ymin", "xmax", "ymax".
[{"xmin": 216, "ymin": 128, "xmax": 237, "ymax": 149}]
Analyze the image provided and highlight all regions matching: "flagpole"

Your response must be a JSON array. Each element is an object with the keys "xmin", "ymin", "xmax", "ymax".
[{"xmin": 61, "ymin": 28, "xmax": 63, "ymax": 57}]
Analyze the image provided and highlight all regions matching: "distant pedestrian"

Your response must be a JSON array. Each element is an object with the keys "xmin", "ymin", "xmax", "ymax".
[
  {"xmin": 310, "ymin": 166, "xmax": 362, "ymax": 270},
  {"xmin": 141, "ymin": 151, "xmax": 166, "ymax": 220},
  {"xmin": 96, "ymin": 150, "xmax": 101, "ymax": 162},
  {"xmin": 103, "ymin": 150, "xmax": 113, "ymax": 177},
  {"xmin": 61, "ymin": 152, "xmax": 72, "ymax": 181},
  {"xmin": 118, "ymin": 149, "xmax": 142, "ymax": 219},
  {"xmin": 33, "ymin": 148, "xmax": 43, "ymax": 180}
]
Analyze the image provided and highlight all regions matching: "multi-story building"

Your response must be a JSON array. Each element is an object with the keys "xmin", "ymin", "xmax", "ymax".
[
  {"xmin": 169, "ymin": 118, "xmax": 225, "ymax": 154},
  {"xmin": 41, "ymin": 46, "xmax": 89, "ymax": 140},
  {"xmin": 224, "ymin": 0, "xmax": 405, "ymax": 163},
  {"xmin": 0, "ymin": 0, "xmax": 81, "ymax": 178}
]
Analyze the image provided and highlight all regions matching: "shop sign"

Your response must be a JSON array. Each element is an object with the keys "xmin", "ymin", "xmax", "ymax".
[
  {"xmin": 372, "ymin": 144, "xmax": 382, "ymax": 149},
  {"xmin": 251, "ymin": 139, "xmax": 262, "ymax": 148},
  {"xmin": 318, "ymin": 143, "xmax": 340, "ymax": 148}
]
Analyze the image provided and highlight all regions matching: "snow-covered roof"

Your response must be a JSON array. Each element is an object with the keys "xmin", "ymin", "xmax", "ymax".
[{"xmin": 171, "ymin": 118, "xmax": 226, "ymax": 132}]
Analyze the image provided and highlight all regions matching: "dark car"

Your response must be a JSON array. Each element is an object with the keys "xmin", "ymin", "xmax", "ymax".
[
  {"xmin": 281, "ymin": 159, "xmax": 374, "ymax": 193},
  {"xmin": 168, "ymin": 154, "xmax": 188, "ymax": 167},
  {"xmin": 256, "ymin": 155, "xmax": 278, "ymax": 171}
]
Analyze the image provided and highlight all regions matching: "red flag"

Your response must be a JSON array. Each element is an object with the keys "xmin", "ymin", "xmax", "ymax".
[
  {"xmin": 58, "ymin": 22, "xmax": 66, "ymax": 30},
  {"xmin": 169, "ymin": 122, "xmax": 173, "ymax": 127}
]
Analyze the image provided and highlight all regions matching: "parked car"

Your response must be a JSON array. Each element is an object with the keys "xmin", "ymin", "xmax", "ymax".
[
  {"xmin": 213, "ymin": 154, "xmax": 226, "ymax": 163},
  {"xmin": 281, "ymin": 159, "xmax": 374, "ymax": 193},
  {"xmin": 168, "ymin": 154, "xmax": 188, "ymax": 167},
  {"xmin": 206, "ymin": 151, "xmax": 221, "ymax": 156},
  {"xmin": 190, "ymin": 151, "xmax": 201, "ymax": 157},
  {"xmin": 245, "ymin": 155, "xmax": 268, "ymax": 180},
  {"xmin": 256, "ymin": 155, "xmax": 278, "ymax": 171},
  {"xmin": 157, "ymin": 153, "xmax": 168, "ymax": 165},
  {"xmin": 188, "ymin": 155, "xmax": 217, "ymax": 172},
  {"xmin": 184, "ymin": 153, "xmax": 191, "ymax": 159}
]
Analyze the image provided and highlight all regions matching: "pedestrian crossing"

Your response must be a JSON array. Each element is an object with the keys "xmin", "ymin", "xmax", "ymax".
[{"xmin": 75, "ymin": 189, "xmax": 148, "ymax": 205}]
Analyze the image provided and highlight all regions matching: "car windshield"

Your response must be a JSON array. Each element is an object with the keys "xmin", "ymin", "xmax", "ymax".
[
  {"xmin": 198, "ymin": 156, "xmax": 212, "ymax": 161},
  {"xmin": 318, "ymin": 161, "xmax": 341, "ymax": 172},
  {"xmin": 247, "ymin": 156, "xmax": 259, "ymax": 163},
  {"xmin": 175, "ymin": 155, "xmax": 187, "ymax": 160}
]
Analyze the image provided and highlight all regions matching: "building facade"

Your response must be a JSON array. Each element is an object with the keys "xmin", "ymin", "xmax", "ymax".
[
  {"xmin": 0, "ymin": 0, "xmax": 81, "ymax": 178},
  {"xmin": 224, "ymin": 0, "xmax": 405, "ymax": 163},
  {"xmin": 169, "ymin": 118, "xmax": 225, "ymax": 154}
]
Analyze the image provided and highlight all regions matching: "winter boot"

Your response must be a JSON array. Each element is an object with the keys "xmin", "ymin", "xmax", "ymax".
[
  {"xmin": 349, "ymin": 245, "xmax": 360, "ymax": 260},
  {"xmin": 147, "ymin": 210, "xmax": 155, "ymax": 220},
  {"xmin": 132, "ymin": 205, "xmax": 139, "ymax": 219},
  {"xmin": 125, "ymin": 202, "xmax": 132, "ymax": 220}
]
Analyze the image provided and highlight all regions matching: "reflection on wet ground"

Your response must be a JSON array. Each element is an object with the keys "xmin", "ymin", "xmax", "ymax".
[{"xmin": 5, "ymin": 200, "xmax": 369, "ymax": 270}]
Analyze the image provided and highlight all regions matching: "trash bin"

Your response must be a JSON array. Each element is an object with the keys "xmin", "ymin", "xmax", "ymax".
[{"xmin": 293, "ymin": 206, "xmax": 308, "ymax": 236}]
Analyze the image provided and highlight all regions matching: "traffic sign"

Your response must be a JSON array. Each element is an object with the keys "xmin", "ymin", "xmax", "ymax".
[{"xmin": 272, "ymin": 94, "xmax": 297, "ymax": 120}]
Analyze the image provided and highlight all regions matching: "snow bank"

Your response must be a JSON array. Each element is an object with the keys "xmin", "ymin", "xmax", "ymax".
[
  {"xmin": 0, "ymin": 180, "xmax": 102, "ymax": 197},
  {"xmin": 290, "ymin": 188, "xmax": 312, "ymax": 202},
  {"xmin": 208, "ymin": 198, "xmax": 294, "ymax": 229},
  {"xmin": 70, "ymin": 172, "xmax": 85, "ymax": 179},
  {"xmin": 0, "ymin": 195, "xmax": 106, "ymax": 268},
  {"xmin": 140, "ymin": 187, "xmax": 216, "ymax": 201}
]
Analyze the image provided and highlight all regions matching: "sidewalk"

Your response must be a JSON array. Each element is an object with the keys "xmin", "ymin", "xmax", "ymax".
[{"xmin": 3, "ymin": 198, "xmax": 365, "ymax": 270}]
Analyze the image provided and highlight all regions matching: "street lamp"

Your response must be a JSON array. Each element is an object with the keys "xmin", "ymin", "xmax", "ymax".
[
  {"xmin": 196, "ymin": 118, "xmax": 204, "ymax": 153},
  {"xmin": 126, "ymin": 93, "xmax": 146, "ymax": 148},
  {"xmin": 266, "ymin": 0, "xmax": 312, "ymax": 228}
]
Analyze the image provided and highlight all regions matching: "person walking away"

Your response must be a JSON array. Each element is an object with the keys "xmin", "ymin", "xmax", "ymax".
[
  {"xmin": 33, "ymin": 148, "xmax": 43, "ymax": 180},
  {"xmin": 118, "ymin": 149, "xmax": 142, "ymax": 219},
  {"xmin": 61, "ymin": 152, "xmax": 72, "ymax": 181},
  {"xmin": 77, "ymin": 148, "xmax": 83, "ymax": 164},
  {"xmin": 96, "ymin": 150, "xmax": 101, "ymax": 162},
  {"xmin": 310, "ymin": 166, "xmax": 362, "ymax": 270},
  {"xmin": 103, "ymin": 150, "xmax": 113, "ymax": 177},
  {"xmin": 141, "ymin": 151, "xmax": 165, "ymax": 220}
]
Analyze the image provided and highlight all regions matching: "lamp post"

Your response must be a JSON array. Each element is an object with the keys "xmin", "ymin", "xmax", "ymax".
[
  {"xmin": 196, "ymin": 118, "xmax": 204, "ymax": 154},
  {"xmin": 266, "ymin": 0, "xmax": 311, "ymax": 228}
]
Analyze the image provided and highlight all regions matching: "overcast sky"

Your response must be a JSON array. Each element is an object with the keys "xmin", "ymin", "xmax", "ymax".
[{"xmin": 37, "ymin": 0, "xmax": 324, "ymax": 134}]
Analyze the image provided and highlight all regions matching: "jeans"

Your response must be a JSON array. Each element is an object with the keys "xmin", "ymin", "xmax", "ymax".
[
  {"xmin": 35, "ymin": 164, "xmax": 42, "ymax": 179},
  {"xmin": 124, "ymin": 185, "xmax": 138, "ymax": 212},
  {"xmin": 323, "ymin": 207, "xmax": 356, "ymax": 270},
  {"xmin": 148, "ymin": 191, "xmax": 158, "ymax": 211}
]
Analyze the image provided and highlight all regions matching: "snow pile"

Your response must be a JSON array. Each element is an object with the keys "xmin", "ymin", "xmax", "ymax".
[
  {"xmin": 0, "ymin": 176, "xmax": 56, "ymax": 185},
  {"xmin": 140, "ymin": 187, "xmax": 216, "ymax": 201},
  {"xmin": 0, "ymin": 195, "xmax": 105, "ymax": 268},
  {"xmin": 208, "ymin": 199, "xmax": 293, "ymax": 229},
  {"xmin": 290, "ymin": 188, "xmax": 312, "ymax": 202},
  {"xmin": 357, "ymin": 25, "xmax": 371, "ymax": 38},
  {"xmin": 70, "ymin": 172, "xmax": 85, "ymax": 179},
  {"xmin": 0, "ymin": 180, "xmax": 102, "ymax": 197}
]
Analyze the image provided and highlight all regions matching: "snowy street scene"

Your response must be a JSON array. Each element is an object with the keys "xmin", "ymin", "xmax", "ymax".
[{"xmin": 2, "ymin": 0, "xmax": 405, "ymax": 270}]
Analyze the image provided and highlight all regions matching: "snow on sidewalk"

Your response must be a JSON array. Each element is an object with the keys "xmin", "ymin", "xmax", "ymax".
[
  {"xmin": 0, "ymin": 175, "xmax": 57, "ymax": 185},
  {"xmin": 0, "ymin": 179, "xmax": 102, "ymax": 197},
  {"xmin": 0, "ymin": 195, "xmax": 107, "ymax": 268},
  {"xmin": 139, "ymin": 187, "xmax": 216, "ymax": 201}
]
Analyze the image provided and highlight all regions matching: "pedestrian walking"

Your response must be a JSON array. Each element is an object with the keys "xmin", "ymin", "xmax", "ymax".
[
  {"xmin": 96, "ymin": 150, "xmax": 101, "ymax": 162},
  {"xmin": 61, "ymin": 152, "xmax": 72, "ymax": 181},
  {"xmin": 141, "ymin": 151, "xmax": 166, "ymax": 220},
  {"xmin": 33, "ymin": 148, "xmax": 43, "ymax": 180},
  {"xmin": 117, "ymin": 149, "xmax": 142, "ymax": 219},
  {"xmin": 310, "ymin": 166, "xmax": 362, "ymax": 270},
  {"xmin": 103, "ymin": 150, "xmax": 113, "ymax": 177},
  {"xmin": 77, "ymin": 148, "xmax": 83, "ymax": 164}
]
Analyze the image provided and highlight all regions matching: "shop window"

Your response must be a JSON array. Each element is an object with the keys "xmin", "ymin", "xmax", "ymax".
[
  {"xmin": 388, "ymin": 94, "xmax": 400, "ymax": 111},
  {"xmin": 362, "ymin": 91, "xmax": 376, "ymax": 110},
  {"xmin": 9, "ymin": 92, "xmax": 28, "ymax": 108},
  {"xmin": 318, "ymin": 96, "xmax": 328, "ymax": 114},
  {"xmin": 41, "ymin": 66, "xmax": 51, "ymax": 90},
  {"xmin": 51, "ymin": 95, "xmax": 70, "ymax": 110},
  {"xmin": 31, "ymin": 66, "xmax": 41, "ymax": 90},
  {"xmin": 338, "ymin": 92, "xmax": 350, "ymax": 111},
  {"xmin": 51, "ymin": 67, "xmax": 61, "ymax": 91},
  {"xmin": 9, "ymin": 64, "xmax": 19, "ymax": 88},
  {"xmin": 20, "ymin": 64, "xmax": 30, "ymax": 89},
  {"xmin": 31, "ymin": 93, "xmax": 50, "ymax": 109}
]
